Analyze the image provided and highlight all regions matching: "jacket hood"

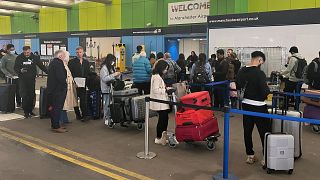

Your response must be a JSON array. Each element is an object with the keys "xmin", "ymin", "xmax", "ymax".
[{"xmin": 291, "ymin": 53, "xmax": 303, "ymax": 59}]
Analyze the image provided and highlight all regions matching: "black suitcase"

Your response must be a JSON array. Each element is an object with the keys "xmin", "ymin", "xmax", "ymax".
[
  {"xmin": 39, "ymin": 86, "xmax": 49, "ymax": 119},
  {"xmin": 0, "ymin": 84, "xmax": 16, "ymax": 113},
  {"xmin": 110, "ymin": 102, "xmax": 126, "ymax": 123}
]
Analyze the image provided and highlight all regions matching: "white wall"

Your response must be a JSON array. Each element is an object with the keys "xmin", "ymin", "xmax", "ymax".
[
  {"xmin": 209, "ymin": 24, "xmax": 320, "ymax": 63},
  {"xmin": 85, "ymin": 37, "xmax": 121, "ymax": 59},
  {"xmin": 179, "ymin": 39, "xmax": 200, "ymax": 57}
]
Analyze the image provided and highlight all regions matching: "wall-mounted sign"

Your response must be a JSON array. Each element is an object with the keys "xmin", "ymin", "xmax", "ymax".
[
  {"xmin": 40, "ymin": 38, "xmax": 67, "ymax": 56},
  {"xmin": 168, "ymin": 0, "xmax": 210, "ymax": 25}
]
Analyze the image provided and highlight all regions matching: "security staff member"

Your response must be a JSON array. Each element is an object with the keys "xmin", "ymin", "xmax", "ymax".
[
  {"xmin": 14, "ymin": 46, "xmax": 48, "ymax": 118},
  {"xmin": 68, "ymin": 46, "xmax": 91, "ymax": 121}
]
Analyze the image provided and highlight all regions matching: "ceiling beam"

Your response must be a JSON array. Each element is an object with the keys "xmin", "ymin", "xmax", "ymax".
[
  {"xmin": 0, "ymin": 4, "xmax": 39, "ymax": 13},
  {"xmin": 0, "ymin": 11, "xmax": 13, "ymax": 16},
  {"xmin": 85, "ymin": 0, "xmax": 112, "ymax": 5},
  {"xmin": 3, "ymin": 0, "xmax": 72, "ymax": 9}
]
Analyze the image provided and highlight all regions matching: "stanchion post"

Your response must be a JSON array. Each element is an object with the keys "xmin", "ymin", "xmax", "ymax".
[
  {"xmin": 214, "ymin": 107, "xmax": 237, "ymax": 180},
  {"xmin": 137, "ymin": 100, "xmax": 156, "ymax": 159}
]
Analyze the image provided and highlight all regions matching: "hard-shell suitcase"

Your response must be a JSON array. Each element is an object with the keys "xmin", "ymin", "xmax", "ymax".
[
  {"xmin": 176, "ymin": 109, "xmax": 213, "ymax": 126},
  {"xmin": 264, "ymin": 133, "xmax": 294, "ymax": 174},
  {"xmin": 0, "ymin": 83, "xmax": 16, "ymax": 113},
  {"xmin": 39, "ymin": 86, "xmax": 49, "ymax": 119},
  {"xmin": 113, "ymin": 88, "xmax": 139, "ymax": 102},
  {"xmin": 175, "ymin": 117, "xmax": 219, "ymax": 142},
  {"xmin": 87, "ymin": 91, "xmax": 102, "ymax": 120},
  {"xmin": 268, "ymin": 109, "xmax": 302, "ymax": 159},
  {"xmin": 180, "ymin": 91, "xmax": 211, "ymax": 110},
  {"xmin": 126, "ymin": 95, "xmax": 157, "ymax": 122}
]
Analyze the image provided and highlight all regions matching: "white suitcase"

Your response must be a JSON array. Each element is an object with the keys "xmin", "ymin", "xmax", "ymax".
[
  {"xmin": 264, "ymin": 133, "xmax": 294, "ymax": 174},
  {"xmin": 268, "ymin": 109, "xmax": 302, "ymax": 159}
]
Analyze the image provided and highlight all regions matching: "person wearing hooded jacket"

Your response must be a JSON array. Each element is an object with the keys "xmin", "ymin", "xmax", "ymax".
[
  {"xmin": 236, "ymin": 51, "xmax": 271, "ymax": 165},
  {"xmin": 132, "ymin": 51, "xmax": 152, "ymax": 95}
]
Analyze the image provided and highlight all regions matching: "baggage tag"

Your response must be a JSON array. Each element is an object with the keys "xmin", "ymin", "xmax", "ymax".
[{"xmin": 23, "ymin": 61, "xmax": 32, "ymax": 65}]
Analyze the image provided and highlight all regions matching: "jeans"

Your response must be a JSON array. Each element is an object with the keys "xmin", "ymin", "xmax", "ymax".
[
  {"xmin": 103, "ymin": 94, "xmax": 111, "ymax": 120},
  {"xmin": 156, "ymin": 110, "xmax": 170, "ymax": 138},
  {"xmin": 132, "ymin": 82, "xmax": 151, "ymax": 95},
  {"xmin": 60, "ymin": 110, "xmax": 69, "ymax": 124}
]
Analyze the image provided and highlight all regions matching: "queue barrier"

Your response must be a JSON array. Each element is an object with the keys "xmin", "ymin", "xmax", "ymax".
[{"xmin": 137, "ymin": 80, "xmax": 320, "ymax": 180}]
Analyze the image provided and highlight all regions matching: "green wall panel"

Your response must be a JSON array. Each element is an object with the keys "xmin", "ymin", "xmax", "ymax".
[
  {"xmin": 291, "ymin": 0, "xmax": 317, "ymax": 9},
  {"xmin": 11, "ymin": 12, "xmax": 39, "ymax": 34},
  {"xmin": 68, "ymin": 4, "xmax": 79, "ymax": 31},
  {"xmin": 80, "ymin": 1, "xmax": 120, "ymax": 31},
  {"xmin": 317, "ymin": 0, "xmax": 320, "ymax": 7},
  {"xmin": 39, "ymin": 8, "xmax": 67, "ymax": 32},
  {"xmin": 268, "ymin": 0, "xmax": 291, "ymax": 11},
  {"xmin": 248, "ymin": 0, "xmax": 268, "ymax": 12},
  {"xmin": 235, "ymin": 0, "xmax": 248, "ymax": 13},
  {"xmin": 132, "ymin": 0, "xmax": 145, "ymax": 28},
  {"xmin": 210, "ymin": 0, "xmax": 219, "ymax": 15},
  {"xmin": 121, "ymin": 0, "xmax": 133, "ymax": 29},
  {"xmin": 106, "ymin": 0, "xmax": 121, "ymax": 29},
  {"xmin": 0, "ymin": 16, "xmax": 11, "ymax": 35}
]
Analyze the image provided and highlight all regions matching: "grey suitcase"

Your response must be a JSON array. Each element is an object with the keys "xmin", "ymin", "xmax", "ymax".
[
  {"xmin": 113, "ymin": 88, "xmax": 139, "ymax": 102},
  {"xmin": 129, "ymin": 95, "xmax": 157, "ymax": 121},
  {"xmin": 264, "ymin": 132, "xmax": 294, "ymax": 174},
  {"xmin": 268, "ymin": 109, "xmax": 302, "ymax": 159}
]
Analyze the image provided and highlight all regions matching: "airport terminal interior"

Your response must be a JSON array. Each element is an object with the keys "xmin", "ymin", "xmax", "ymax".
[{"xmin": 0, "ymin": 0, "xmax": 320, "ymax": 180}]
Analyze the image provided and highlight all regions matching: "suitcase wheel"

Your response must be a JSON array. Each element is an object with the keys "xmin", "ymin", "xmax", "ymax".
[
  {"xmin": 136, "ymin": 123, "xmax": 144, "ymax": 131},
  {"xmin": 108, "ymin": 121, "xmax": 115, "ymax": 129},
  {"xmin": 206, "ymin": 140, "xmax": 216, "ymax": 151},
  {"xmin": 312, "ymin": 125, "xmax": 320, "ymax": 134},
  {"xmin": 169, "ymin": 141, "xmax": 177, "ymax": 148},
  {"xmin": 266, "ymin": 168, "xmax": 274, "ymax": 174},
  {"xmin": 288, "ymin": 169, "xmax": 293, "ymax": 175}
]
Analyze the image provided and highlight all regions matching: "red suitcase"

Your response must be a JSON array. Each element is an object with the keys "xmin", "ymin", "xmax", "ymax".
[
  {"xmin": 176, "ymin": 109, "xmax": 214, "ymax": 126},
  {"xmin": 175, "ymin": 117, "xmax": 219, "ymax": 142},
  {"xmin": 180, "ymin": 91, "xmax": 211, "ymax": 110}
]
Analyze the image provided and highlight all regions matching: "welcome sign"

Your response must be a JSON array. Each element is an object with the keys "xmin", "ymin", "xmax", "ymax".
[{"xmin": 168, "ymin": 0, "xmax": 210, "ymax": 25}]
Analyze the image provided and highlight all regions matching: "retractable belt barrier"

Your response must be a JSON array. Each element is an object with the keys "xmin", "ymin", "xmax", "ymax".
[{"xmin": 137, "ymin": 82, "xmax": 320, "ymax": 180}]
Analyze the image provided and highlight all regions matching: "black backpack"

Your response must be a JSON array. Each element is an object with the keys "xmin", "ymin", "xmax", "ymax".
[
  {"xmin": 192, "ymin": 63, "xmax": 209, "ymax": 84},
  {"xmin": 293, "ymin": 56, "xmax": 307, "ymax": 79}
]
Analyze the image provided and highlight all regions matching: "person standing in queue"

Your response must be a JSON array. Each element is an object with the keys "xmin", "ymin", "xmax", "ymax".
[
  {"xmin": 0, "ymin": 44, "xmax": 21, "ymax": 107},
  {"xmin": 68, "ymin": 46, "xmax": 91, "ymax": 122},
  {"xmin": 14, "ymin": 46, "xmax": 48, "ymax": 118},
  {"xmin": 236, "ymin": 51, "xmax": 271, "ymax": 165},
  {"xmin": 47, "ymin": 50, "xmax": 68, "ymax": 133},
  {"xmin": 150, "ymin": 60, "xmax": 171, "ymax": 145}
]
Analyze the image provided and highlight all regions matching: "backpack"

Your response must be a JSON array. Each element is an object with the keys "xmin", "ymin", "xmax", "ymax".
[
  {"xmin": 304, "ymin": 59, "xmax": 319, "ymax": 85},
  {"xmin": 192, "ymin": 62, "xmax": 209, "ymax": 84},
  {"xmin": 166, "ymin": 60, "xmax": 177, "ymax": 80},
  {"xmin": 293, "ymin": 56, "xmax": 307, "ymax": 79}
]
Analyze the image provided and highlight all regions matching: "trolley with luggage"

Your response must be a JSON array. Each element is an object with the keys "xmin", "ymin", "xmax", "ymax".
[{"xmin": 168, "ymin": 91, "xmax": 220, "ymax": 150}]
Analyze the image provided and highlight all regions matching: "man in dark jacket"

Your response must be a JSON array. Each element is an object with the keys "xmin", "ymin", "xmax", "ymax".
[
  {"xmin": 213, "ymin": 49, "xmax": 229, "ymax": 108},
  {"xmin": 236, "ymin": 51, "xmax": 271, "ymax": 165},
  {"xmin": 14, "ymin": 46, "xmax": 48, "ymax": 118},
  {"xmin": 68, "ymin": 46, "xmax": 91, "ymax": 121},
  {"xmin": 47, "ymin": 50, "xmax": 67, "ymax": 133},
  {"xmin": 306, "ymin": 51, "xmax": 320, "ymax": 90}
]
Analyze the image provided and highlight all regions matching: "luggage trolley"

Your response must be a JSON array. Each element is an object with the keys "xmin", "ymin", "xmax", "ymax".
[{"xmin": 167, "ymin": 91, "xmax": 220, "ymax": 150}]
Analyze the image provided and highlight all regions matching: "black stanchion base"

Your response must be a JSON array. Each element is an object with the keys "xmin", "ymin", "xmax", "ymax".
[{"xmin": 213, "ymin": 173, "xmax": 238, "ymax": 180}]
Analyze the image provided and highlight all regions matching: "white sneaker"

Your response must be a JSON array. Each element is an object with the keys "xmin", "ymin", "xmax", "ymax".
[
  {"xmin": 104, "ymin": 117, "xmax": 109, "ymax": 125},
  {"xmin": 155, "ymin": 138, "xmax": 165, "ymax": 145},
  {"xmin": 246, "ymin": 155, "xmax": 258, "ymax": 164},
  {"xmin": 261, "ymin": 159, "xmax": 265, "ymax": 166}
]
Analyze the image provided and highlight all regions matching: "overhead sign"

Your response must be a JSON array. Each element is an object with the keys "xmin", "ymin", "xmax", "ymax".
[
  {"xmin": 168, "ymin": 0, "xmax": 210, "ymax": 25},
  {"xmin": 208, "ymin": 8, "xmax": 320, "ymax": 29},
  {"xmin": 40, "ymin": 38, "xmax": 67, "ymax": 56}
]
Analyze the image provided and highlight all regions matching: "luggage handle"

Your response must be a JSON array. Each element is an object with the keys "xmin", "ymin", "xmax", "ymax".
[
  {"xmin": 192, "ymin": 98, "xmax": 197, "ymax": 104},
  {"xmin": 182, "ymin": 122, "xmax": 193, "ymax": 126},
  {"xmin": 201, "ymin": 98, "xmax": 208, "ymax": 103}
]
